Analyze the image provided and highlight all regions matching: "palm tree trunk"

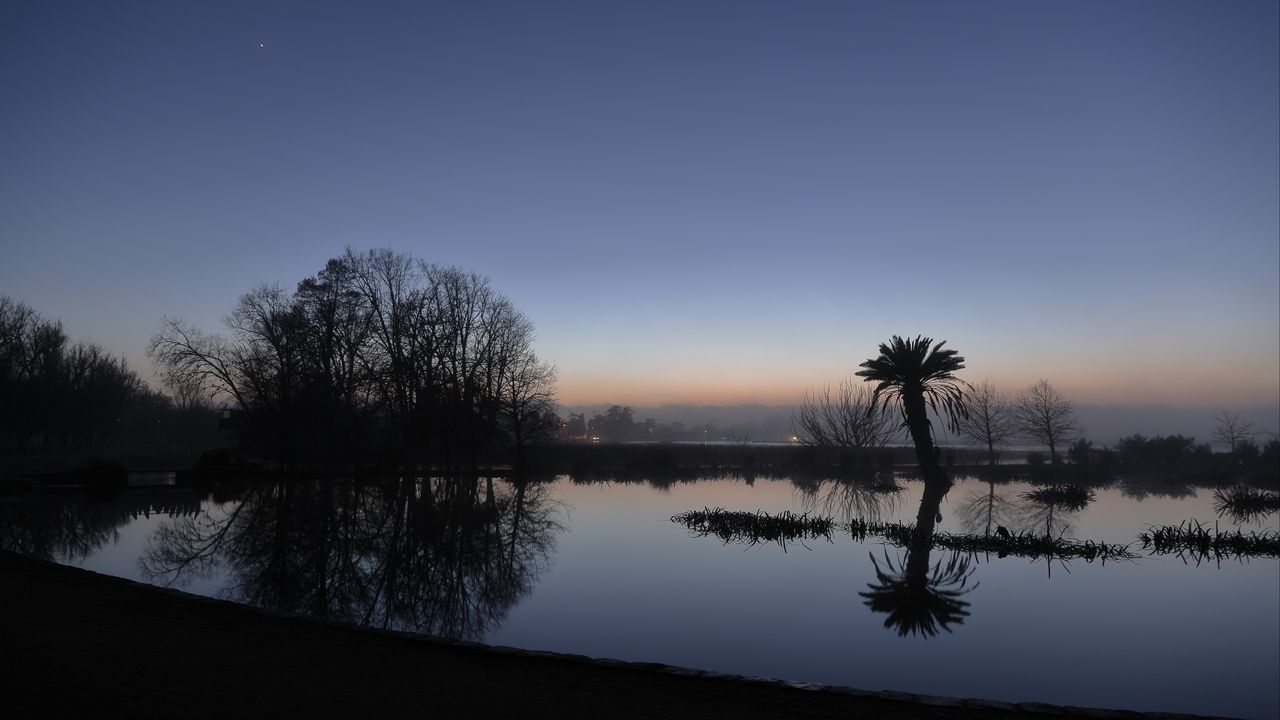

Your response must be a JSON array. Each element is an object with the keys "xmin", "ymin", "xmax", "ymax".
[
  {"xmin": 906, "ymin": 475, "xmax": 951, "ymax": 578},
  {"xmin": 903, "ymin": 391, "xmax": 942, "ymax": 480}
]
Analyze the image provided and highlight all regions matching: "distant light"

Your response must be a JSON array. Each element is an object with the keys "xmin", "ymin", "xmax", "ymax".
[{"xmin": 259, "ymin": 43, "xmax": 265, "ymax": 48}]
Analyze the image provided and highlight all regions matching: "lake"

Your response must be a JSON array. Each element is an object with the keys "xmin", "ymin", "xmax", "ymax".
[{"xmin": 3, "ymin": 471, "xmax": 1276, "ymax": 719}]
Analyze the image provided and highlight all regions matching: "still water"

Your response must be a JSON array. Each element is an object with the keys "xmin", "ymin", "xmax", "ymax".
[{"xmin": 3, "ymin": 473, "xmax": 1277, "ymax": 718}]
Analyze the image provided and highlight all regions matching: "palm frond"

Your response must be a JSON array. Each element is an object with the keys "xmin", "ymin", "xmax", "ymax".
[{"xmin": 855, "ymin": 335, "xmax": 970, "ymax": 432}]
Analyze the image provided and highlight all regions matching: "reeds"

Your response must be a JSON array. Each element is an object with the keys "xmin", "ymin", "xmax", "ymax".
[
  {"xmin": 676, "ymin": 508, "xmax": 1280, "ymax": 561},
  {"xmin": 679, "ymin": 508, "xmax": 1135, "ymax": 560},
  {"xmin": 930, "ymin": 527, "xmax": 1136, "ymax": 562},
  {"xmin": 671, "ymin": 507, "xmax": 835, "ymax": 549},
  {"xmin": 1139, "ymin": 520, "xmax": 1280, "ymax": 560},
  {"xmin": 855, "ymin": 521, "xmax": 1136, "ymax": 562}
]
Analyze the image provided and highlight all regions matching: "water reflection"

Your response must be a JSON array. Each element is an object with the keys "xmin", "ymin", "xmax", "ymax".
[
  {"xmin": 794, "ymin": 474, "xmax": 903, "ymax": 524},
  {"xmin": 0, "ymin": 487, "xmax": 199, "ymax": 561},
  {"xmin": 956, "ymin": 476, "xmax": 1017, "ymax": 538},
  {"xmin": 1016, "ymin": 487, "xmax": 1090, "ymax": 540},
  {"xmin": 1212, "ymin": 484, "xmax": 1280, "ymax": 526},
  {"xmin": 859, "ymin": 477, "xmax": 977, "ymax": 637},
  {"xmin": 861, "ymin": 548, "xmax": 977, "ymax": 637},
  {"xmin": 1118, "ymin": 471, "xmax": 1198, "ymax": 501},
  {"xmin": 139, "ymin": 476, "xmax": 564, "ymax": 640}
]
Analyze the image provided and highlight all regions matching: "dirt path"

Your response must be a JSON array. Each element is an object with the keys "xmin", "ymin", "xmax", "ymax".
[{"xmin": 0, "ymin": 551, "xmax": 1226, "ymax": 719}]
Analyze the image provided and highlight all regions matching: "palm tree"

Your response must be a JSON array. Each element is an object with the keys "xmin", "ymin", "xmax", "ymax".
[{"xmin": 856, "ymin": 335, "xmax": 968, "ymax": 480}]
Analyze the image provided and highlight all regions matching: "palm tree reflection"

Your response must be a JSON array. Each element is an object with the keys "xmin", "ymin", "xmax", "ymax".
[
  {"xmin": 859, "ymin": 477, "xmax": 977, "ymax": 637},
  {"xmin": 861, "ymin": 547, "xmax": 976, "ymax": 637}
]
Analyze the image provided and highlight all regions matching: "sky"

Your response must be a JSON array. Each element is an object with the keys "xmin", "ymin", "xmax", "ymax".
[{"xmin": 2, "ymin": 1, "xmax": 1277, "ymax": 420}]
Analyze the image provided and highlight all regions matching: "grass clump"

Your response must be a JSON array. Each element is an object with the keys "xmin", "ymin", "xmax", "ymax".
[
  {"xmin": 859, "ymin": 522, "xmax": 1137, "ymax": 562},
  {"xmin": 932, "ymin": 528, "xmax": 1137, "ymax": 562},
  {"xmin": 678, "ymin": 508, "xmax": 1137, "ymax": 562},
  {"xmin": 672, "ymin": 507, "xmax": 834, "ymax": 550},
  {"xmin": 1139, "ymin": 520, "xmax": 1280, "ymax": 560},
  {"xmin": 849, "ymin": 518, "xmax": 1135, "ymax": 561}
]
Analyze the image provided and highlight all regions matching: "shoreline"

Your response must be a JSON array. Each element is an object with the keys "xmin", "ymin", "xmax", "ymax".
[{"xmin": 0, "ymin": 550, "xmax": 1233, "ymax": 719}]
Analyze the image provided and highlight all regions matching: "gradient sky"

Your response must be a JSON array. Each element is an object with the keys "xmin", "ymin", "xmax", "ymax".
[{"xmin": 2, "ymin": 1, "xmax": 1277, "ymax": 411}]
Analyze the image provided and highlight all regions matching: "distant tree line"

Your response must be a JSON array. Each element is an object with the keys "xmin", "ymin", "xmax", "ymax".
[
  {"xmin": 794, "ymin": 370, "xmax": 1276, "ymax": 469},
  {"xmin": 962, "ymin": 383, "xmax": 1277, "ymax": 469},
  {"xmin": 0, "ymin": 295, "xmax": 214, "ymax": 455},
  {"xmin": 560, "ymin": 405, "xmax": 767, "ymax": 443},
  {"xmin": 149, "ymin": 249, "xmax": 558, "ymax": 469},
  {"xmin": 792, "ymin": 374, "xmax": 1082, "ymax": 463}
]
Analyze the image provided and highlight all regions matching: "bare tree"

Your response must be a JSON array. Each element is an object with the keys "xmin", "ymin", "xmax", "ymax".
[
  {"xmin": 148, "ymin": 318, "xmax": 246, "ymax": 410},
  {"xmin": 1012, "ymin": 380, "xmax": 1079, "ymax": 464},
  {"xmin": 1213, "ymin": 410, "xmax": 1255, "ymax": 459},
  {"xmin": 166, "ymin": 373, "xmax": 212, "ymax": 412},
  {"xmin": 348, "ymin": 247, "xmax": 429, "ymax": 428},
  {"xmin": 500, "ymin": 351, "xmax": 557, "ymax": 453},
  {"xmin": 149, "ymin": 251, "xmax": 557, "ymax": 467},
  {"xmin": 225, "ymin": 284, "xmax": 308, "ymax": 414},
  {"xmin": 791, "ymin": 379, "xmax": 899, "ymax": 449},
  {"xmin": 295, "ymin": 257, "xmax": 372, "ymax": 418},
  {"xmin": 958, "ymin": 380, "xmax": 1015, "ymax": 466}
]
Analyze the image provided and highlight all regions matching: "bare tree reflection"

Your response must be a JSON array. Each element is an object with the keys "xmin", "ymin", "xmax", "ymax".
[
  {"xmin": 1016, "ymin": 491, "xmax": 1083, "ymax": 539},
  {"xmin": 956, "ymin": 476, "xmax": 1017, "ymax": 538},
  {"xmin": 859, "ymin": 478, "xmax": 977, "ymax": 637},
  {"xmin": 0, "ymin": 488, "xmax": 199, "ymax": 562},
  {"xmin": 0, "ymin": 496, "xmax": 121, "ymax": 561},
  {"xmin": 795, "ymin": 474, "xmax": 904, "ymax": 524},
  {"xmin": 140, "ymin": 475, "xmax": 564, "ymax": 640},
  {"xmin": 142, "ymin": 504, "xmax": 243, "ymax": 583}
]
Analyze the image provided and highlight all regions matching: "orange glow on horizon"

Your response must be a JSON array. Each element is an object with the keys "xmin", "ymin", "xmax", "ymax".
[
  {"xmin": 557, "ymin": 368, "xmax": 1280, "ymax": 409},
  {"xmin": 557, "ymin": 375, "xmax": 807, "ymax": 407}
]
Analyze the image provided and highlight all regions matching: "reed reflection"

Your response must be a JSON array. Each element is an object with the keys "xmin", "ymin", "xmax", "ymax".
[
  {"xmin": 1213, "ymin": 484, "xmax": 1280, "ymax": 525},
  {"xmin": 140, "ymin": 475, "xmax": 564, "ymax": 640}
]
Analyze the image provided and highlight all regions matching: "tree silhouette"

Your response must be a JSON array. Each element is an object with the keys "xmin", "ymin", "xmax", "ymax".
[
  {"xmin": 1213, "ymin": 411, "xmax": 1255, "ymax": 461},
  {"xmin": 958, "ymin": 380, "xmax": 1015, "ymax": 466},
  {"xmin": 856, "ymin": 335, "xmax": 968, "ymax": 480},
  {"xmin": 149, "ymin": 249, "xmax": 555, "ymax": 469},
  {"xmin": 1012, "ymin": 380, "xmax": 1079, "ymax": 464},
  {"xmin": 791, "ymin": 379, "xmax": 899, "ymax": 449},
  {"xmin": 3, "ymin": 294, "xmax": 194, "ymax": 454}
]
